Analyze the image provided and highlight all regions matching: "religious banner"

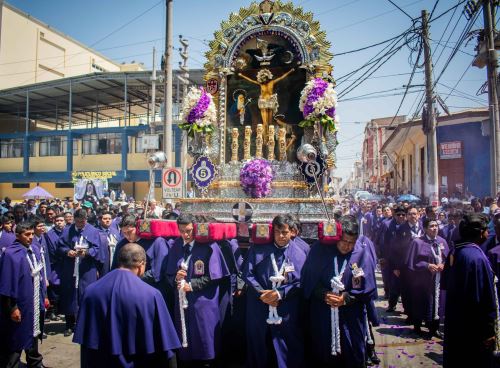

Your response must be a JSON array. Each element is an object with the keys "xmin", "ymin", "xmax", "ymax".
[
  {"xmin": 191, "ymin": 156, "xmax": 217, "ymax": 191},
  {"xmin": 299, "ymin": 153, "xmax": 326, "ymax": 187}
]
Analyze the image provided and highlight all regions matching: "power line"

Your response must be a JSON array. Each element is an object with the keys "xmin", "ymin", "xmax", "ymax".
[
  {"xmin": 386, "ymin": 0, "xmax": 415, "ymax": 20},
  {"xmin": 316, "ymin": 0, "xmax": 362, "ymax": 16},
  {"xmin": 334, "ymin": 30, "xmax": 412, "ymax": 56}
]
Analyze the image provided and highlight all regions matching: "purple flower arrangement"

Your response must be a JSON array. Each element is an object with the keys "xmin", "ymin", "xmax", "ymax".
[
  {"xmin": 180, "ymin": 87, "xmax": 216, "ymax": 137},
  {"xmin": 240, "ymin": 159, "xmax": 274, "ymax": 198},
  {"xmin": 299, "ymin": 78, "xmax": 339, "ymax": 131}
]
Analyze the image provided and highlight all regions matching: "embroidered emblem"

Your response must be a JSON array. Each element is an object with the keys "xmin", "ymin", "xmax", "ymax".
[
  {"xmin": 351, "ymin": 263, "xmax": 365, "ymax": 289},
  {"xmin": 323, "ymin": 221, "xmax": 337, "ymax": 236},
  {"xmin": 196, "ymin": 223, "xmax": 209, "ymax": 237},
  {"xmin": 256, "ymin": 224, "xmax": 270, "ymax": 239},
  {"xmin": 140, "ymin": 220, "xmax": 151, "ymax": 233},
  {"xmin": 194, "ymin": 260, "xmax": 205, "ymax": 276}
]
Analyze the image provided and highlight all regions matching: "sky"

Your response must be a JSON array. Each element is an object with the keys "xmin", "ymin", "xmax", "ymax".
[{"xmin": 6, "ymin": 0, "xmax": 494, "ymax": 181}]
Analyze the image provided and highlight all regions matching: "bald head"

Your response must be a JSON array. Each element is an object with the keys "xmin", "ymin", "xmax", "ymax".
[{"xmin": 117, "ymin": 243, "xmax": 146, "ymax": 270}]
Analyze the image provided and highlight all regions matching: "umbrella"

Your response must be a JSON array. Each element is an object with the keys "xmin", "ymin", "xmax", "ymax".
[
  {"xmin": 22, "ymin": 185, "xmax": 54, "ymax": 200},
  {"xmin": 397, "ymin": 194, "xmax": 421, "ymax": 202}
]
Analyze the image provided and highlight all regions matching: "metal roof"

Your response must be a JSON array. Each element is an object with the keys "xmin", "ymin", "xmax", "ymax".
[{"xmin": 0, "ymin": 69, "xmax": 205, "ymax": 127}]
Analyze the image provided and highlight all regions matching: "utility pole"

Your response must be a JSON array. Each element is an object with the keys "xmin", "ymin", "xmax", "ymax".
[
  {"xmin": 422, "ymin": 9, "xmax": 440, "ymax": 206},
  {"xmin": 163, "ymin": 0, "xmax": 173, "ymax": 165},
  {"xmin": 150, "ymin": 47, "xmax": 157, "ymax": 133},
  {"xmin": 483, "ymin": 0, "xmax": 500, "ymax": 195},
  {"xmin": 178, "ymin": 35, "xmax": 189, "ymax": 196}
]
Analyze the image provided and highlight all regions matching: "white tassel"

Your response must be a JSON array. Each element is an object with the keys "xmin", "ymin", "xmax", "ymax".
[
  {"xmin": 330, "ymin": 257, "xmax": 347, "ymax": 356},
  {"xmin": 430, "ymin": 243, "xmax": 442, "ymax": 321},
  {"xmin": 267, "ymin": 253, "xmax": 286, "ymax": 325},
  {"xmin": 26, "ymin": 249, "xmax": 43, "ymax": 337},
  {"xmin": 178, "ymin": 255, "xmax": 191, "ymax": 348}
]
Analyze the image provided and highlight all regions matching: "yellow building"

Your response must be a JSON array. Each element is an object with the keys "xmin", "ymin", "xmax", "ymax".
[{"xmin": 0, "ymin": 1, "xmax": 203, "ymax": 200}]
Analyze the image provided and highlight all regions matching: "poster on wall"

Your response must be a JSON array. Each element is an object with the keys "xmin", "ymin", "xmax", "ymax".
[
  {"xmin": 72, "ymin": 171, "xmax": 116, "ymax": 202},
  {"xmin": 439, "ymin": 141, "xmax": 462, "ymax": 159}
]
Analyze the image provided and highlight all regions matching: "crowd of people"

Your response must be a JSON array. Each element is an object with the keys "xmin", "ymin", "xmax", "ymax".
[{"xmin": 0, "ymin": 192, "xmax": 499, "ymax": 368}]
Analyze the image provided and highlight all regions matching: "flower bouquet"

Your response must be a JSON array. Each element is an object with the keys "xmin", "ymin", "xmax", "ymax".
[
  {"xmin": 179, "ymin": 87, "xmax": 217, "ymax": 137},
  {"xmin": 298, "ymin": 78, "xmax": 339, "ymax": 132},
  {"xmin": 240, "ymin": 159, "xmax": 274, "ymax": 198}
]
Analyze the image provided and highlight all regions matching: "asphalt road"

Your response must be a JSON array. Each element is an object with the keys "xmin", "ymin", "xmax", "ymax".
[{"xmin": 30, "ymin": 272, "xmax": 442, "ymax": 368}]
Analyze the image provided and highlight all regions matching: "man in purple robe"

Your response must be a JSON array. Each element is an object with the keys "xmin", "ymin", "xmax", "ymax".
[
  {"xmin": 486, "ymin": 211, "xmax": 500, "ymax": 301},
  {"xmin": 441, "ymin": 213, "xmax": 496, "ymax": 367},
  {"xmin": 74, "ymin": 243, "xmax": 180, "ymax": 368},
  {"xmin": 373, "ymin": 205, "xmax": 392, "ymax": 298},
  {"xmin": 381, "ymin": 205, "xmax": 407, "ymax": 312},
  {"xmin": 110, "ymin": 215, "xmax": 173, "ymax": 310},
  {"xmin": 166, "ymin": 214, "xmax": 229, "ymax": 366},
  {"xmin": 0, "ymin": 222, "xmax": 48, "ymax": 367},
  {"xmin": 302, "ymin": 215, "xmax": 377, "ymax": 367},
  {"xmin": 96, "ymin": 210, "xmax": 122, "ymax": 276},
  {"xmin": 406, "ymin": 218, "xmax": 449, "ymax": 337},
  {"xmin": 0, "ymin": 215, "xmax": 15, "ymax": 251},
  {"xmin": 56, "ymin": 208, "xmax": 102, "ymax": 337},
  {"xmin": 439, "ymin": 209, "xmax": 462, "ymax": 250},
  {"xmin": 389, "ymin": 205, "xmax": 422, "ymax": 321},
  {"xmin": 44, "ymin": 213, "xmax": 65, "ymax": 321},
  {"xmin": 241, "ymin": 215, "xmax": 307, "ymax": 368}
]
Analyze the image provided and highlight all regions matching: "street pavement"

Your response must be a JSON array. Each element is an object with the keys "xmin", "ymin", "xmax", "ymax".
[{"xmin": 30, "ymin": 272, "xmax": 443, "ymax": 368}]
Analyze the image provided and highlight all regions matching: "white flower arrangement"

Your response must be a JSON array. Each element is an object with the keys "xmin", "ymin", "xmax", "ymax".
[
  {"xmin": 299, "ymin": 78, "xmax": 339, "ymax": 131},
  {"xmin": 179, "ymin": 87, "xmax": 217, "ymax": 136}
]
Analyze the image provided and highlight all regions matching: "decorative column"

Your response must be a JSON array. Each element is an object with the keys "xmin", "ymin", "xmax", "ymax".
[
  {"xmin": 231, "ymin": 128, "xmax": 239, "ymax": 162},
  {"xmin": 243, "ymin": 125, "xmax": 252, "ymax": 160},
  {"xmin": 278, "ymin": 127, "xmax": 286, "ymax": 161},
  {"xmin": 255, "ymin": 124, "xmax": 263, "ymax": 158},
  {"xmin": 267, "ymin": 125, "xmax": 275, "ymax": 161}
]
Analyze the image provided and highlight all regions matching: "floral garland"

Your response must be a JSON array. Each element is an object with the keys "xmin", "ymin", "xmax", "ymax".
[
  {"xmin": 240, "ymin": 159, "xmax": 274, "ymax": 198},
  {"xmin": 179, "ymin": 87, "xmax": 217, "ymax": 137},
  {"xmin": 298, "ymin": 78, "xmax": 339, "ymax": 131}
]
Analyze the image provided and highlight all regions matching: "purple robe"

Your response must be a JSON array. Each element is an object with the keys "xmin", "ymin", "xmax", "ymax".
[
  {"xmin": 45, "ymin": 227, "xmax": 63, "ymax": 286},
  {"xmin": 291, "ymin": 236, "xmax": 310, "ymax": 255},
  {"xmin": 301, "ymin": 236, "xmax": 377, "ymax": 367},
  {"xmin": 406, "ymin": 236, "xmax": 449, "ymax": 322},
  {"xmin": 56, "ymin": 223, "xmax": 102, "ymax": 315},
  {"xmin": 241, "ymin": 241, "xmax": 307, "ymax": 368},
  {"xmin": 166, "ymin": 238, "xmax": 229, "ymax": 361},
  {"xmin": 32, "ymin": 234, "xmax": 55, "ymax": 286},
  {"xmin": 487, "ymin": 243, "xmax": 500, "ymax": 302},
  {"xmin": 0, "ymin": 241, "xmax": 47, "ymax": 351},
  {"xmin": 73, "ymin": 269, "xmax": 181, "ymax": 367},
  {"xmin": 96, "ymin": 226, "xmax": 122, "ymax": 276},
  {"xmin": 0, "ymin": 230, "xmax": 15, "ymax": 250},
  {"xmin": 441, "ymin": 242, "xmax": 497, "ymax": 368}
]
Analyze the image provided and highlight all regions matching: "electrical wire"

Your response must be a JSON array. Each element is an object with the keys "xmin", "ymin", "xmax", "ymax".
[{"xmin": 386, "ymin": 0, "xmax": 415, "ymax": 20}]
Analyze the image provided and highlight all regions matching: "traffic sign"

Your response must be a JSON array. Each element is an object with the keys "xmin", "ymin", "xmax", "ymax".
[{"xmin": 162, "ymin": 167, "xmax": 183, "ymax": 199}]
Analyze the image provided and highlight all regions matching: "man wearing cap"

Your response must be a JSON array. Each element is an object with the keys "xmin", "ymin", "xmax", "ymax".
[
  {"xmin": 166, "ymin": 214, "xmax": 229, "ymax": 366},
  {"xmin": 56, "ymin": 209, "xmax": 102, "ymax": 336},
  {"xmin": 442, "ymin": 213, "xmax": 496, "ymax": 367}
]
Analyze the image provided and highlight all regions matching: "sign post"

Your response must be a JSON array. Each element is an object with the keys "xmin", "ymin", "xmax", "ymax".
[{"xmin": 162, "ymin": 167, "xmax": 183, "ymax": 199}]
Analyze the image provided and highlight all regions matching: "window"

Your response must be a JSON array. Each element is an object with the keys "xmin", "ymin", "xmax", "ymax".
[
  {"xmin": 0, "ymin": 139, "xmax": 35, "ymax": 158},
  {"xmin": 401, "ymin": 158, "xmax": 406, "ymax": 182},
  {"xmin": 39, "ymin": 136, "xmax": 77, "ymax": 156},
  {"xmin": 12, "ymin": 183, "xmax": 30, "ymax": 188},
  {"xmin": 55, "ymin": 183, "xmax": 74, "ymax": 188},
  {"xmin": 82, "ymin": 133, "xmax": 123, "ymax": 154}
]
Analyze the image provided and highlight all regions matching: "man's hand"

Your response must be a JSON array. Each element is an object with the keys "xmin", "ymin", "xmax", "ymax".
[
  {"xmin": 67, "ymin": 250, "xmax": 77, "ymax": 258},
  {"xmin": 10, "ymin": 308, "xmax": 21, "ymax": 322},
  {"xmin": 324, "ymin": 292, "xmax": 345, "ymax": 308},
  {"xmin": 177, "ymin": 281, "xmax": 192, "ymax": 292},
  {"xmin": 259, "ymin": 290, "xmax": 280, "ymax": 305},
  {"xmin": 437, "ymin": 263, "xmax": 445, "ymax": 272},
  {"xmin": 428, "ymin": 264, "xmax": 439, "ymax": 273},
  {"xmin": 77, "ymin": 249, "xmax": 87, "ymax": 258},
  {"xmin": 44, "ymin": 298, "xmax": 50, "ymax": 309},
  {"xmin": 175, "ymin": 269, "xmax": 187, "ymax": 282},
  {"xmin": 483, "ymin": 336, "xmax": 496, "ymax": 350},
  {"xmin": 393, "ymin": 269, "xmax": 401, "ymax": 277}
]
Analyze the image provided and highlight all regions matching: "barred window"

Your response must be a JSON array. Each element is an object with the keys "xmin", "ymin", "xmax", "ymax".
[
  {"xmin": 0, "ymin": 139, "xmax": 35, "ymax": 158},
  {"xmin": 39, "ymin": 136, "xmax": 77, "ymax": 156},
  {"xmin": 82, "ymin": 133, "xmax": 123, "ymax": 154}
]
